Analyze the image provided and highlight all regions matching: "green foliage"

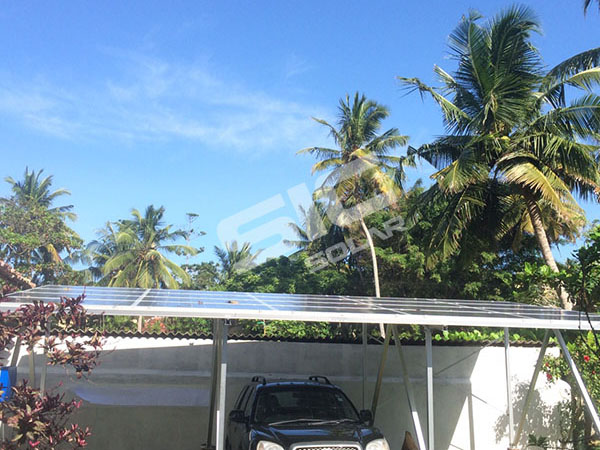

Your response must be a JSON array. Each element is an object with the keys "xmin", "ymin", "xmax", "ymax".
[
  {"xmin": 527, "ymin": 433, "xmax": 549, "ymax": 449},
  {"xmin": 182, "ymin": 262, "xmax": 221, "ymax": 290},
  {"xmin": 89, "ymin": 205, "xmax": 201, "ymax": 289},
  {"xmin": 0, "ymin": 202, "xmax": 82, "ymax": 286},
  {"xmin": 399, "ymin": 7, "xmax": 600, "ymax": 292},
  {"xmin": 240, "ymin": 320, "xmax": 333, "ymax": 339},
  {"xmin": 214, "ymin": 241, "xmax": 260, "ymax": 280},
  {"xmin": 543, "ymin": 332, "xmax": 600, "ymax": 448}
]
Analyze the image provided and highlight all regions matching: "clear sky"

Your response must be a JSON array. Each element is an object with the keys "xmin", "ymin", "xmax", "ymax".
[{"xmin": 0, "ymin": 0, "xmax": 598, "ymax": 264}]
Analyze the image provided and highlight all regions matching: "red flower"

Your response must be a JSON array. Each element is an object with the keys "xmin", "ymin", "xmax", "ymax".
[
  {"xmin": 584, "ymin": 355, "xmax": 590, "ymax": 362},
  {"xmin": 546, "ymin": 373, "xmax": 552, "ymax": 381}
]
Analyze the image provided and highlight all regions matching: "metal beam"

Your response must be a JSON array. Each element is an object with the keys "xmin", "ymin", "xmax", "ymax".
[
  {"xmin": 554, "ymin": 330, "xmax": 600, "ymax": 435},
  {"xmin": 513, "ymin": 330, "xmax": 550, "ymax": 447},
  {"xmin": 392, "ymin": 325, "xmax": 428, "ymax": 450},
  {"xmin": 371, "ymin": 324, "xmax": 392, "ymax": 422},
  {"xmin": 216, "ymin": 320, "xmax": 228, "ymax": 450},
  {"xmin": 424, "ymin": 327, "xmax": 434, "ymax": 450},
  {"xmin": 504, "ymin": 328, "xmax": 515, "ymax": 448}
]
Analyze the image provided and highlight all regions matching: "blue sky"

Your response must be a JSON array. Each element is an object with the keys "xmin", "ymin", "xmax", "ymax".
[{"xmin": 0, "ymin": 0, "xmax": 598, "ymax": 264}]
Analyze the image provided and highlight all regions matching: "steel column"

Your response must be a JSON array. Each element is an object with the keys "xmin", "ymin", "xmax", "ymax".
[
  {"xmin": 371, "ymin": 324, "xmax": 392, "ymax": 422},
  {"xmin": 9, "ymin": 337, "xmax": 21, "ymax": 367},
  {"xmin": 28, "ymin": 350, "xmax": 35, "ymax": 387},
  {"xmin": 504, "ymin": 328, "xmax": 515, "ymax": 448},
  {"xmin": 554, "ymin": 330, "xmax": 600, "ymax": 435},
  {"xmin": 425, "ymin": 327, "xmax": 434, "ymax": 450},
  {"xmin": 513, "ymin": 330, "xmax": 550, "ymax": 447},
  {"xmin": 206, "ymin": 319, "xmax": 222, "ymax": 448},
  {"xmin": 216, "ymin": 320, "xmax": 228, "ymax": 450},
  {"xmin": 392, "ymin": 325, "xmax": 427, "ymax": 450},
  {"xmin": 39, "ymin": 327, "xmax": 50, "ymax": 393},
  {"xmin": 362, "ymin": 323, "xmax": 368, "ymax": 409}
]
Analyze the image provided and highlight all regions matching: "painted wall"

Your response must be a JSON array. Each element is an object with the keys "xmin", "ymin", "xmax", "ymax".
[{"xmin": 14, "ymin": 337, "xmax": 569, "ymax": 450}]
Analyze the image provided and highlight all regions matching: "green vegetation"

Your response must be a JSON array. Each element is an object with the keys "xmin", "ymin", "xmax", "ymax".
[
  {"xmin": 399, "ymin": 6, "xmax": 600, "ymax": 310},
  {"xmin": 89, "ymin": 205, "xmax": 200, "ymax": 289}
]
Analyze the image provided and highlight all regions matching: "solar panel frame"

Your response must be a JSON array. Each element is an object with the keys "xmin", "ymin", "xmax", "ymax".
[{"xmin": 1, "ymin": 285, "xmax": 599, "ymax": 330}]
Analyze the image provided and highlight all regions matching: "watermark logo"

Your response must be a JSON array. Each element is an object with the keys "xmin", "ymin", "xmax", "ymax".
[{"xmin": 216, "ymin": 158, "xmax": 408, "ymax": 273}]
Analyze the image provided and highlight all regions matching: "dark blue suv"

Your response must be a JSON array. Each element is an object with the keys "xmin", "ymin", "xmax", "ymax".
[{"xmin": 226, "ymin": 376, "xmax": 390, "ymax": 450}]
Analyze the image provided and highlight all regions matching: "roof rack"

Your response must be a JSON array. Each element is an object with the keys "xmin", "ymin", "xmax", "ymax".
[
  {"xmin": 251, "ymin": 376, "xmax": 267, "ymax": 385},
  {"xmin": 308, "ymin": 375, "xmax": 331, "ymax": 385}
]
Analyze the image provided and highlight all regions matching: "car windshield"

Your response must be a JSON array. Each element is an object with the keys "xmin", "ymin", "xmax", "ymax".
[{"xmin": 253, "ymin": 386, "xmax": 360, "ymax": 424}]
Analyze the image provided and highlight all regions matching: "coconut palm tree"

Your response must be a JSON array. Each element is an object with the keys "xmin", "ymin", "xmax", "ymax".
[
  {"xmin": 399, "ymin": 6, "xmax": 600, "ymax": 309},
  {"xmin": 100, "ymin": 205, "xmax": 199, "ymax": 289},
  {"xmin": 2, "ymin": 168, "xmax": 75, "ymax": 220},
  {"xmin": 214, "ymin": 241, "xmax": 261, "ymax": 279},
  {"xmin": 0, "ymin": 169, "xmax": 81, "ymax": 284},
  {"xmin": 298, "ymin": 92, "xmax": 410, "ymax": 299}
]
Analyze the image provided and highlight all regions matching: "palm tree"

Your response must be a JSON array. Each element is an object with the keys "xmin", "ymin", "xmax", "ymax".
[
  {"xmin": 214, "ymin": 241, "xmax": 261, "ymax": 279},
  {"xmin": 0, "ymin": 168, "xmax": 80, "ymax": 284},
  {"xmin": 399, "ymin": 6, "xmax": 600, "ymax": 309},
  {"xmin": 298, "ymin": 92, "xmax": 410, "ymax": 300},
  {"xmin": 2, "ymin": 168, "xmax": 75, "ymax": 220},
  {"xmin": 283, "ymin": 203, "xmax": 339, "ymax": 252},
  {"xmin": 99, "ymin": 205, "xmax": 199, "ymax": 289}
]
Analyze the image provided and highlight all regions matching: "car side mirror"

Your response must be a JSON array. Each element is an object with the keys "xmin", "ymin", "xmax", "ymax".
[
  {"xmin": 229, "ymin": 410, "xmax": 246, "ymax": 423},
  {"xmin": 359, "ymin": 409, "xmax": 373, "ymax": 424}
]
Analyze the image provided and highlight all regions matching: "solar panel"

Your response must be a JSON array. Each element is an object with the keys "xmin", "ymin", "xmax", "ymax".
[{"xmin": 2, "ymin": 285, "xmax": 600, "ymax": 330}]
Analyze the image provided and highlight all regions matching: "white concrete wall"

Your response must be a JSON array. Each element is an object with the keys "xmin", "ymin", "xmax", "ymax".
[{"xmin": 14, "ymin": 337, "xmax": 569, "ymax": 450}]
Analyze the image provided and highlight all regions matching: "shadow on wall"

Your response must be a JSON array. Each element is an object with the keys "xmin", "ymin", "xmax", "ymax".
[{"xmin": 494, "ymin": 379, "xmax": 570, "ymax": 448}]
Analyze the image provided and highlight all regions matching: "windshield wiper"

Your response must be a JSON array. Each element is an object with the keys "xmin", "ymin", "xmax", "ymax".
[
  {"xmin": 268, "ymin": 418, "xmax": 324, "ymax": 426},
  {"xmin": 311, "ymin": 418, "xmax": 358, "ymax": 425}
]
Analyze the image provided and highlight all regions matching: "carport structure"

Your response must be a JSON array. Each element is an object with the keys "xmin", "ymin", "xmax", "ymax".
[{"xmin": 2, "ymin": 285, "xmax": 600, "ymax": 450}]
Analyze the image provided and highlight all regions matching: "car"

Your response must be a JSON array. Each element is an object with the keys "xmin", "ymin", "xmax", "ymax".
[{"xmin": 226, "ymin": 375, "xmax": 390, "ymax": 450}]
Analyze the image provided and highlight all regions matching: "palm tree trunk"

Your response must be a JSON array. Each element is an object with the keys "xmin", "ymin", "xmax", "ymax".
[
  {"xmin": 524, "ymin": 195, "xmax": 573, "ymax": 310},
  {"xmin": 359, "ymin": 216, "xmax": 386, "ymax": 337}
]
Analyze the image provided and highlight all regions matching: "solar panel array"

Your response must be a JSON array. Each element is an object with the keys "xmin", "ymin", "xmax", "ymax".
[{"xmin": 2, "ymin": 285, "xmax": 600, "ymax": 330}]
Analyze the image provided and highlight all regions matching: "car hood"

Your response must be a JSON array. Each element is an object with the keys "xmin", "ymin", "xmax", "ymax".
[{"xmin": 252, "ymin": 422, "xmax": 382, "ymax": 448}]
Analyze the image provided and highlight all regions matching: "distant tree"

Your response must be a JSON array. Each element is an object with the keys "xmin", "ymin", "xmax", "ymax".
[
  {"xmin": 181, "ymin": 262, "xmax": 221, "ymax": 290},
  {"xmin": 299, "ymin": 92, "xmax": 411, "ymax": 300},
  {"xmin": 214, "ymin": 241, "xmax": 261, "ymax": 279},
  {"xmin": 94, "ymin": 205, "xmax": 200, "ymax": 288},
  {"xmin": 0, "ymin": 169, "xmax": 82, "ymax": 286},
  {"xmin": 2, "ymin": 168, "xmax": 75, "ymax": 220}
]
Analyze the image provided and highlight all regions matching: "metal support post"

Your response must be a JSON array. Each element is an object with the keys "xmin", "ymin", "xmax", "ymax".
[
  {"xmin": 554, "ymin": 330, "xmax": 600, "ymax": 435},
  {"xmin": 9, "ymin": 337, "xmax": 21, "ymax": 367},
  {"xmin": 216, "ymin": 320, "xmax": 228, "ymax": 450},
  {"xmin": 371, "ymin": 324, "xmax": 392, "ymax": 422},
  {"xmin": 513, "ymin": 330, "xmax": 549, "ymax": 447},
  {"xmin": 206, "ymin": 319, "xmax": 222, "ymax": 448},
  {"xmin": 39, "ymin": 327, "xmax": 50, "ymax": 393},
  {"xmin": 362, "ymin": 323, "xmax": 368, "ymax": 409},
  {"xmin": 504, "ymin": 328, "xmax": 515, "ymax": 449},
  {"xmin": 424, "ymin": 327, "xmax": 434, "ymax": 450},
  {"xmin": 392, "ymin": 325, "xmax": 428, "ymax": 450},
  {"xmin": 28, "ymin": 349, "xmax": 36, "ymax": 388}
]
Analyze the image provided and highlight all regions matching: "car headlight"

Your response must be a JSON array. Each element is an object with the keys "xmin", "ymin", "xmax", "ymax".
[
  {"xmin": 366, "ymin": 438, "xmax": 390, "ymax": 450},
  {"xmin": 256, "ymin": 441, "xmax": 284, "ymax": 450}
]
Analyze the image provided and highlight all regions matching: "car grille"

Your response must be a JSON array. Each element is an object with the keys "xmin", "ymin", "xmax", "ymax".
[{"xmin": 292, "ymin": 446, "xmax": 361, "ymax": 450}]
